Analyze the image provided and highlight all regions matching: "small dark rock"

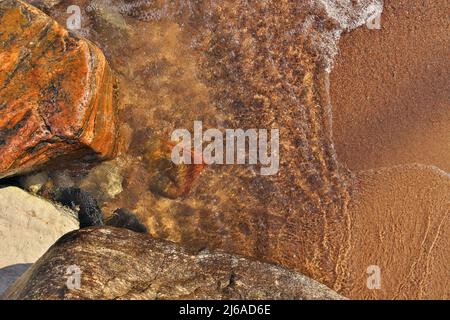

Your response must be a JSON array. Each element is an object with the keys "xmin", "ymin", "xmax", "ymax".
[
  {"xmin": 106, "ymin": 208, "xmax": 148, "ymax": 233},
  {"xmin": 55, "ymin": 187, "xmax": 104, "ymax": 228}
]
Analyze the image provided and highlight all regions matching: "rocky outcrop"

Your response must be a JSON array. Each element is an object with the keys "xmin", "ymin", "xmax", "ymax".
[
  {"xmin": 0, "ymin": 0, "xmax": 118, "ymax": 179},
  {"xmin": 2, "ymin": 227, "xmax": 345, "ymax": 300},
  {"xmin": 0, "ymin": 187, "xmax": 79, "ymax": 295}
]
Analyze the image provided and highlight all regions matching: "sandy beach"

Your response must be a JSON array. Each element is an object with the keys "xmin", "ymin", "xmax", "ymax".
[{"xmin": 331, "ymin": 0, "xmax": 450, "ymax": 173}]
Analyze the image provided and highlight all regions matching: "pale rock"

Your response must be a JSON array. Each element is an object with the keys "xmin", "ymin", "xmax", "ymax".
[{"xmin": 0, "ymin": 187, "xmax": 79, "ymax": 295}]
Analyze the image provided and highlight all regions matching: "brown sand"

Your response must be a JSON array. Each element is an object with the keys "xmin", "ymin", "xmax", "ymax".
[
  {"xmin": 331, "ymin": 0, "xmax": 450, "ymax": 172},
  {"xmin": 345, "ymin": 164, "xmax": 450, "ymax": 299},
  {"xmin": 330, "ymin": 0, "xmax": 450, "ymax": 298}
]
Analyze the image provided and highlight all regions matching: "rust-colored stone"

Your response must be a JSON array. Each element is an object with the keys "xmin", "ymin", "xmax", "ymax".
[{"xmin": 0, "ymin": 0, "xmax": 117, "ymax": 178}]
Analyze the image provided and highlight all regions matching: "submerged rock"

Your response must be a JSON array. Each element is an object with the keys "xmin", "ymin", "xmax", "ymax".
[
  {"xmin": 105, "ymin": 208, "xmax": 147, "ymax": 233},
  {"xmin": 0, "ymin": 186, "xmax": 79, "ymax": 295},
  {"xmin": 53, "ymin": 187, "xmax": 144, "ymax": 232},
  {"xmin": 144, "ymin": 139, "xmax": 205, "ymax": 199},
  {"xmin": 19, "ymin": 172, "xmax": 49, "ymax": 194},
  {"xmin": 78, "ymin": 162, "xmax": 123, "ymax": 203},
  {"xmin": 2, "ymin": 227, "xmax": 345, "ymax": 300},
  {"xmin": 0, "ymin": 0, "xmax": 118, "ymax": 179}
]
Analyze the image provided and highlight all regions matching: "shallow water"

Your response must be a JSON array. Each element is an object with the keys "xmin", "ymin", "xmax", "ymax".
[{"xmin": 38, "ymin": 0, "xmax": 382, "ymax": 290}]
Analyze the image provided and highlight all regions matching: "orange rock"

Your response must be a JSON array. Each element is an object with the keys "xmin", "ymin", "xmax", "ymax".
[{"xmin": 0, "ymin": 0, "xmax": 117, "ymax": 178}]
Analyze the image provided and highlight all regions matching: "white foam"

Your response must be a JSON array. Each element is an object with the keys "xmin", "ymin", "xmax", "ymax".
[{"xmin": 318, "ymin": 0, "xmax": 384, "ymax": 31}]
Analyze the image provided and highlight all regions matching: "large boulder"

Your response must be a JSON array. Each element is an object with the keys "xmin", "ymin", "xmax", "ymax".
[
  {"xmin": 3, "ymin": 227, "xmax": 344, "ymax": 300},
  {"xmin": 0, "ymin": 0, "xmax": 118, "ymax": 179},
  {"xmin": 0, "ymin": 186, "xmax": 79, "ymax": 295}
]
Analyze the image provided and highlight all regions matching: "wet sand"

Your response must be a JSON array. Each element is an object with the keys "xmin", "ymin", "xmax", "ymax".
[
  {"xmin": 346, "ymin": 164, "xmax": 450, "ymax": 299},
  {"xmin": 331, "ymin": 0, "xmax": 450, "ymax": 299},
  {"xmin": 331, "ymin": 0, "xmax": 450, "ymax": 172}
]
